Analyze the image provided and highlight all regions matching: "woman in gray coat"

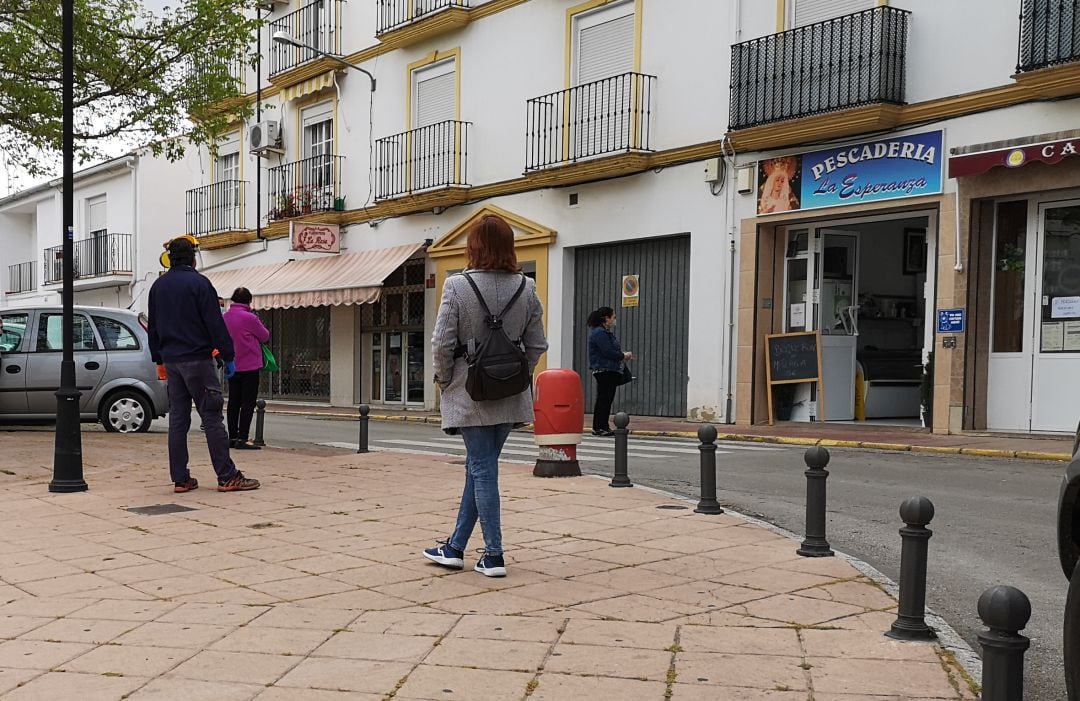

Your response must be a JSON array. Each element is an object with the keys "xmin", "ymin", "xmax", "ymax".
[{"xmin": 424, "ymin": 214, "xmax": 548, "ymax": 577}]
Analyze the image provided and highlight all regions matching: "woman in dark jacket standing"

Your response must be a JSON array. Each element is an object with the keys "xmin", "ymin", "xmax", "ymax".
[{"xmin": 587, "ymin": 307, "xmax": 633, "ymax": 436}]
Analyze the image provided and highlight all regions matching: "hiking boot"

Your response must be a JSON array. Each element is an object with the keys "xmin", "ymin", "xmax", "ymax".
[
  {"xmin": 174, "ymin": 477, "xmax": 199, "ymax": 493},
  {"xmin": 218, "ymin": 472, "xmax": 261, "ymax": 492},
  {"xmin": 423, "ymin": 541, "xmax": 464, "ymax": 570},
  {"xmin": 474, "ymin": 551, "xmax": 506, "ymax": 578}
]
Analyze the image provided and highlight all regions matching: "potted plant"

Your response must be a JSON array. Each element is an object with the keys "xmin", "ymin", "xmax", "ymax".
[
  {"xmin": 333, "ymin": 195, "xmax": 346, "ymax": 211},
  {"xmin": 774, "ymin": 384, "xmax": 797, "ymax": 422},
  {"xmin": 920, "ymin": 351, "xmax": 934, "ymax": 428},
  {"xmin": 296, "ymin": 188, "xmax": 314, "ymax": 215}
]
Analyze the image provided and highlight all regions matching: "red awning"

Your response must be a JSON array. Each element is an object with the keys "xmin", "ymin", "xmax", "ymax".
[
  {"xmin": 203, "ymin": 243, "xmax": 424, "ymax": 310},
  {"xmin": 949, "ymin": 136, "xmax": 1080, "ymax": 178}
]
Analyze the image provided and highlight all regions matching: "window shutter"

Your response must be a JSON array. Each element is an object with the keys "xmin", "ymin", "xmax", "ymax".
[
  {"xmin": 576, "ymin": 13, "xmax": 635, "ymax": 85},
  {"xmin": 794, "ymin": 0, "xmax": 876, "ymax": 27},
  {"xmin": 415, "ymin": 69, "xmax": 456, "ymax": 128}
]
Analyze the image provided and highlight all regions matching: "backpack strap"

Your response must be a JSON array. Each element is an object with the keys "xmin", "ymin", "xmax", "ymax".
[{"xmin": 461, "ymin": 272, "xmax": 528, "ymax": 327}]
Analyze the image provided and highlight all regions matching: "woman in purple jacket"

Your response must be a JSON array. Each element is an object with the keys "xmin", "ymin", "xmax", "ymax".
[{"xmin": 223, "ymin": 288, "xmax": 270, "ymax": 449}]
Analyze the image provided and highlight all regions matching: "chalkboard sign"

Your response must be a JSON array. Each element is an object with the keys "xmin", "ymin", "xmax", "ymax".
[{"xmin": 765, "ymin": 331, "xmax": 824, "ymax": 425}]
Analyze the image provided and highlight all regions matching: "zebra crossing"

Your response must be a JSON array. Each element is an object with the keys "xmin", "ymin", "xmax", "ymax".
[{"xmin": 320, "ymin": 432, "xmax": 788, "ymax": 463}]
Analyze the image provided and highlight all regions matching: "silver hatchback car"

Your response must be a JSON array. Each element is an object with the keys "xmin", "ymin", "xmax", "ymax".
[{"xmin": 0, "ymin": 306, "xmax": 169, "ymax": 432}]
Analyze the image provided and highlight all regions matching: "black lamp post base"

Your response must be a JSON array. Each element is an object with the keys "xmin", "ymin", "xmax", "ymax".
[
  {"xmin": 886, "ymin": 620, "xmax": 936, "ymax": 641},
  {"xmin": 797, "ymin": 540, "xmax": 834, "ymax": 557},
  {"xmin": 49, "ymin": 479, "xmax": 88, "ymax": 493},
  {"xmin": 694, "ymin": 501, "xmax": 724, "ymax": 514}
]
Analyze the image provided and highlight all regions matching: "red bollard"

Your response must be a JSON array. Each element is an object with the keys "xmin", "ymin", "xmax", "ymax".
[{"xmin": 532, "ymin": 369, "xmax": 584, "ymax": 478}]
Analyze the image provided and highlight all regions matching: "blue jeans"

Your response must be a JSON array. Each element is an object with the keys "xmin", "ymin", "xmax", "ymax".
[{"xmin": 449, "ymin": 424, "xmax": 513, "ymax": 556}]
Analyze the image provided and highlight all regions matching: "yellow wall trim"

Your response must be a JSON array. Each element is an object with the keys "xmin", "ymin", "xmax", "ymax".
[
  {"xmin": 564, "ymin": 0, "xmax": 642, "ymax": 89},
  {"xmin": 406, "ymin": 48, "xmax": 462, "ymax": 131}
]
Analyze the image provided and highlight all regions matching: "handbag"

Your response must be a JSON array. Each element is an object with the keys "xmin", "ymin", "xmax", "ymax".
[
  {"xmin": 616, "ymin": 363, "xmax": 634, "ymax": 386},
  {"xmin": 261, "ymin": 344, "xmax": 279, "ymax": 373}
]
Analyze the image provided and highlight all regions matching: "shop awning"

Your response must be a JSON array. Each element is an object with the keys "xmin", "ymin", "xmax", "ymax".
[
  {"xmin": 948, "ymin": 135, "xmax": 1080, "ymax": 178},
  {"xmin": 203, "ymin": 242, "xmax": 425, "ymax": 310}
]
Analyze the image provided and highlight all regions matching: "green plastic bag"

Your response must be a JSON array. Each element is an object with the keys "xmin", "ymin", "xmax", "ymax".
[{"xmin": 261, "ymin": 344, "xmax": 279, "ymax": 372}]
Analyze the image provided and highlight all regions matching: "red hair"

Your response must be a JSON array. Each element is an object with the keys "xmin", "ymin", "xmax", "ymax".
[{"xmin": 466, "ymin": 214, "xmax": 520, "ymax": 272}]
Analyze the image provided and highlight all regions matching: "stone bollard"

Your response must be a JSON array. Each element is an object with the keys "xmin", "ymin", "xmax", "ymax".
[
  {"xmin": 694, "ymin": 425, "xmax": 724, "ymax": 514},
  {"xmin": 253, "ymin": 399, "xmax": 266, "ymax": 447},
  {"xmin": 610, "ymin": 412, "xmax": 632, "ymax": 488},
  {"xmin": 357, "ymin": 404, "xmax": 370, "ymax": 454},
  {"xmin": 977, "ymin": 585, "xmax": 1032, "ymax": 701},
  {"xmin": 887, "ymin": 496, "xmax": 937, "ymax": 641},
  {"xmin": 797, "ymin": 446, "xmax": 833, "ymax": 557}
]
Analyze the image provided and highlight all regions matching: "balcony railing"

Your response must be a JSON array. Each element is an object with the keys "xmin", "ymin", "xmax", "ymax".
[
  {"xmin": 43, "ymin": 233, "xmax": 133, "ymax": 285},
  {"xmin": 186, "ymin": 181, "xmax": 248, "ymax": 237},
  {"xmin": 269, "ymin": 0, "xmax": 343, "ymax": 78},
  {"xmin": 268, "ymin": 154, "xmax": 344, "ymax": 220},
  {"xmin": 187, "ymin": 57, "xmax": 248, "ymax": 96},
  {"xmin": 7, "ymin": 261, "xmax": 34, "ymax": 294},
  {"xmin": 1017, "ymin": 0, "xmax": 1080, "ymax": 72},
  {"xmin": 525, "ymin": 72, "xmax": 656, "ymax": 172},
  {"xmin": 376, "ymin": 0, "xmax": 468, "ymax": 35},
  {"xmin": 375, "ymin": 120, "xmax": 471, "ymax": 200},
  {"xmin": 729, "ymin": 6, "xmax": 909, "ymax": 131}
]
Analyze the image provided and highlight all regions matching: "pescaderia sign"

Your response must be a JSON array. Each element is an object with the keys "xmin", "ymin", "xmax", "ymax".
[{"xmin": 757, "ymin": 131, "xmax": 944, "ymax": 215}]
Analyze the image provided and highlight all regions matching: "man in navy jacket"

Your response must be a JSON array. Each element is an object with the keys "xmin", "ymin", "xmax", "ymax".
[{"xmin": 148, "ymin": 237, "xmax": 260, "ymax": 493}]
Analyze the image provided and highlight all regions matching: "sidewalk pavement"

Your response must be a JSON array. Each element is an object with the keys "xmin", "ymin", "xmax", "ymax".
[
  {"xmin": 0, "ymin": 432, "xmax": 978, "ymax": 700},
  {"xmin": 267, "ymin": 401, "xmax": 1076, "ymax": 461}
]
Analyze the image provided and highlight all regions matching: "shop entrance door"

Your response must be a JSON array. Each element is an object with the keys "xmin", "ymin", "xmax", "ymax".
[
  {"xmin": 991, "ymin": 199, "xmax": 1080, "ymax": 432},
  {"xmin": 370, "ymin": 330, "xmax": 425, "ymax": 406}
]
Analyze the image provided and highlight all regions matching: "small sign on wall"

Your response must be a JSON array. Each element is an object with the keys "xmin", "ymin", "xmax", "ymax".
[
  {"xmin": 937, "ymin": 308, "xmax": 966, "ymax": 334},
  {"xmin": 621, "ymin": 275, "xmax": 640, "ymax": 308},
  {"xmin": 291, "ymin": 222, "xmax": 341, "ymax": 254}
]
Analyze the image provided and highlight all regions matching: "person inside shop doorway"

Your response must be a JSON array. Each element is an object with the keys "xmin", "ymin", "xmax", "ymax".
[{"xmin": 587, "ymin": 307, "xmax": 634, "ymax": 436}]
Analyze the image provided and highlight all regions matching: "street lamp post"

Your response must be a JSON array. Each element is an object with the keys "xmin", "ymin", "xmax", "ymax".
[
  {"xmin": 50, "ymin": 0, "xmax": 88, "ymax": 493},
  {"xmin": 271, "ymin": 31, "xmax": 376, "ymax": 90}
]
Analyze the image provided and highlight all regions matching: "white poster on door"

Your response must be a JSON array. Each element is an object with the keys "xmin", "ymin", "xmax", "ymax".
[
  {"xmin": 1042, "ymin": 322, "xmax": 1065, "ymax": 352},
  {"xmin": 1051, "ymin": 296, "xmax": 1080, "ymax": 318},
  {"xmin": 789, "ymin": 303, "xmax": 806, "ymax": 328},
  {"xmin": 1064, "ymin": 321, "xmax": 1080, "ymax": 351}
]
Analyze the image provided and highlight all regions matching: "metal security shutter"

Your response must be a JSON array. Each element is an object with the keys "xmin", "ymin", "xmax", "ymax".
[
  {"xmin": 415, "ymin": 65, "xmax": 455, "ymax": 128},
  {"xmin": 794, "ymin": 0, "xmax": 875, "ymax": 27},
  {"xmin": 573, "ymin": 236, "xmax": 691, "ymax": 418},
  {"xmin": 576, "ymin": 13, "xmax": 635, "ymax": 85}
]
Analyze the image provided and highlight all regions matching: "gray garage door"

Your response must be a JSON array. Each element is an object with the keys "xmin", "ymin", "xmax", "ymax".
[{"xmin": 573, "ymin": 235, "xmax": 690, "ymax": 418}]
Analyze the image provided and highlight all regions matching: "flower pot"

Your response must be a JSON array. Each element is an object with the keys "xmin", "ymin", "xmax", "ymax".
[{"xmin": 333, "ymin": 196, "xmax": 346, "ymax": 211}]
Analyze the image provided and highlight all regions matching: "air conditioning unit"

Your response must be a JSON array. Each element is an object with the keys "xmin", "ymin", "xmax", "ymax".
[{"xmin": 249, "ymin": 120, "xmax": 283, "ymax": 155}]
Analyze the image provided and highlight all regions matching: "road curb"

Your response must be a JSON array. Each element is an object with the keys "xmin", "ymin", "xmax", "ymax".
[{"xmin": 265, "ymin": 408, "xmax": 1073, "ymax": 461}]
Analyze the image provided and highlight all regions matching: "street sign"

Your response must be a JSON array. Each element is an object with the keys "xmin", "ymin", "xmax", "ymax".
[{"xmin": 937, "ymin": 308, "xmax": 966, "ymax": 334}]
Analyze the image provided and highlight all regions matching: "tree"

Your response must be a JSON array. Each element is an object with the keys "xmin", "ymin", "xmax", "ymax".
[{"xmin": 0, "ymin": 0, "xmax": 260, "ymax": 176}]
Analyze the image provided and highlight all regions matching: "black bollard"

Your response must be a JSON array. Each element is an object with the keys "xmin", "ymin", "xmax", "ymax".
[
  {"xmin": 357, "ymin": 404, "xmax": 370, "ymax": 454},
  {"xmin": 610, "ymin": 412, "xmax": 632, "ymax": 488},
  {"xmin": 887, "ymin": 496, "xmax": 936, "ymax": 641},
  {"xmin": 797, "ymin": 446, "xmax": 833, "ymax": 557},
  {"xmin": 694, "ymin": 425, "xmax": 723, "ymax": 514},
  {"xmin": 977, "ymin": 585, "xmax": 1032, "ymax": 701},
  {"xmin": 253, "ymin": 399, "xmax": 266, "ymax": 447}
]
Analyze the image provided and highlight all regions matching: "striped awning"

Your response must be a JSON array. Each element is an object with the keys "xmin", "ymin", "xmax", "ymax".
[
  {"xmin": 202, "ymin": 243, "xmax": 425, "ymax": 310},
  {"xmin": 282, "ymin": 70, "xmax": 337, "ymax": 102}
]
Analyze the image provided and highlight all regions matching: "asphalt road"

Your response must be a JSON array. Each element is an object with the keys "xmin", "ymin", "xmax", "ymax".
[{"xmin": 250, "ymin": 412, "xmax": 1069, "ymax": 699}]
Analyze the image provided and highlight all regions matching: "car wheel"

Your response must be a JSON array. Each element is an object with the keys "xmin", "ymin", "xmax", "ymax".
[{"xmin": 99, "ymin": 390, "xmax": 152, "ymax": 433}]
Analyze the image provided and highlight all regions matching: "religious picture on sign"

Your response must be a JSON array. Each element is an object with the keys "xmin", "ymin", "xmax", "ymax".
[
  {"xmin": 757, "ymin": 156, "xmax": 802, "ymax": 214},
  {"xmin": 291, "ymin": 222, "xmax": 341, "ymax": 254},
  {"xmin": 621, "ymin": 274, "xmax": 640, "ymax": 308}
]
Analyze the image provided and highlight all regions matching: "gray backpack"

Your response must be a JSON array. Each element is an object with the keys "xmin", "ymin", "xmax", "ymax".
[{"xmin": 458, "ymin": 273, "xmax": 531, "ymax": 401}]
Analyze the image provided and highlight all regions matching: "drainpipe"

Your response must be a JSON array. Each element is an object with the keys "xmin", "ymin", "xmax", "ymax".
[
  {"xmin": 954, "ymin": 192, "xmax": 963, "ymax": 272},
  {"xmin": 256, "ymin": 3, "xmax": 264, "ymax": 241},
  {"xmin": 723, "ymin": 0, "xmax": 741, "ymax": 425},
  {"xmin": 127, "ymin": 159, "xmax": 139, "ymax": 308}
]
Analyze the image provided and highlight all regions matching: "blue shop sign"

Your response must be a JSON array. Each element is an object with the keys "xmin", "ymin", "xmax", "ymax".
[
  {"xmin": 937, "ymin": 308, "xmax": 966, "ymax": 334},
  {"xmin": 757, "ymin": 131, "xmax": 944, "ymax": 215}
]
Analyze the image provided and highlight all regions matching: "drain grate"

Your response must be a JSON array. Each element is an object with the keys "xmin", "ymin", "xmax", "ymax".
[
  {"xmin": 125, "ymin": 503, "xmax": 198, "ymax": 516},
  {"xmin": 656, "ymin": 504, "xmax": 689, "ymax": 510}
]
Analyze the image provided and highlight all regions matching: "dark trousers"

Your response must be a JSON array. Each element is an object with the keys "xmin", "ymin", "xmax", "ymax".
[
  {"xmin": 592, "ymin": 371, "xmax": 622, "ymax": 431},
  {"xmin": 166, "ymin": 359, "xmax": 238, "ymax": 485},
  {"xmin": 227, "ymin": 370, "xmax": 260, "ymax": 441}
]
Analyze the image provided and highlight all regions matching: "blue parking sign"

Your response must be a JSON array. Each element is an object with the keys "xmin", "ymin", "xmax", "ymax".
[{"xmin": 937, "ymin": 308, "xmax": 965, "ymax": 334}]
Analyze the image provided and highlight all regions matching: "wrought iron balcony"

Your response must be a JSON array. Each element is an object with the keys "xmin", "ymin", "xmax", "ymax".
[
  {"xmin": 377, "ymin": 0, "xmax": 468, "ymax": 35},
  {"xmin": 267, "ymin": 154, "xmax": 345, "ymax": 221},
  {"xmin": 729, "ymin": 6, "xmax": 909, "ymax": 131},
  {"xmin": 1018, "ymin": 0, "xmax": 1080, "ymax": 72},
  {"xmin": 525, "ymin": 72, "xmax": 656, "ymax": 172},
  {"xmin": 186, "ymin": 181, "xmax": 248, "ymax": 237},
  {"xmin": 269, "ymin": 0, "xmax": 343, "ymax": 78},
  {"xmin": 375, "ymin": 120, "xmax": 471, "ymax": 200},
  {"xmin": 43, "ymin": 233, "xmax": 133, "ymax": 285},
  {"xmin": 7, "ymin": 261, "xmax": 35, "ymax": 294}
]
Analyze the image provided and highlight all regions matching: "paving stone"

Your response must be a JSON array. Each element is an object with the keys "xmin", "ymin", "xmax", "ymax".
[
  {"xmin": 1, "ymin": 671, "xmax": 147, "ymax": 701},
  {"xmin": 395, "ymin": 665, "xmax": 534, "ymax": 701},
  {"xmin": 545, "ymin": 642, "xmax": 672, "ymax": 680},
  {"xmin": 424, "ymin": 636, "xmax": 550, "ymax": 672},
  {"xmin": 529, "ymin": 673, "xmax": 667, "ymax": 701}
]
